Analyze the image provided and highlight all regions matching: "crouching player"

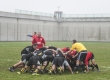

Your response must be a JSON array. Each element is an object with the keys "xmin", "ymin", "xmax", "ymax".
[
  {"xmin": 8, "ymin": 44, "xmax": 37, "ymax": 72},
  {"xmin": 9, "ymin": 52, "xmax": 34, "ymax": 72},
  {"xmin": 17, "ymin": 54, "xmax": 41, "ymax": 75},
  {"xmin": 48, "ymin": 48, "xmax": 73, "ymax": 74},
  {"xmin": 62, "ymin": 47, "xmax": 74, "ymax": 74},
  {"xmin": 85, "ymin": 51, "xmax": 100, "ymax": 72},
  {"xmin": 41, "ymin": 48, "xmax": 56, "ymax": 73}
]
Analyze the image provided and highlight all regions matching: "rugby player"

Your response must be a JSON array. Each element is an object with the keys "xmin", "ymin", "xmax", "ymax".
[
  {"xmin": 36, "ymin": 32, "xmax": 46, "ymax": 49},
  {"xmin": 84, "ymin": 51, "xmax": 100, "ymax": 72},
  {"xmin": 27, "ymin": 32, "xmax": 37, "ymax": 45},
  {"xmin": 9, "ymin": 44, "xmax": 38, "ymax": 72},
  {"xmin": 48, "ymin": 48, "xmax": 66, "ymax": 74},
  {"xmin": 67, "ymin": 40, "xmax": 87, "ymax": 73},
  {"xmin": 39, "ymin": 46, "xmax": 57, "ymax": 73},
  {"xmin": 17, "ymin": 52, "xmax": 42, "ymax": 75}
]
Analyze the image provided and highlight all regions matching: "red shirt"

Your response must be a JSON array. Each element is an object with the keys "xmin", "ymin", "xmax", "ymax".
[
  {"xmin": 66, "ymin": 50, "xmax": 77, "ymax": 60},
  {"xmin": 62, "ymin": 47, "xmax": 70, "ymax": 53},
  {"xmin": 32, "ymin": 35, "xmax": 37, "ymax": 45},
  {"xmin": 36, "ymin": 37, "xmax": 45, "ymax": 49},
  {"xmin": 85, "ymin": 52, "xmax": 93, "ymax": 65}
]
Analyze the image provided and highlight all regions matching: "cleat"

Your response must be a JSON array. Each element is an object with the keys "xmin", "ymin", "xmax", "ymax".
[
  {"xmin": 53, "ymin": 71, "xmax": 56, "ymax": 74},
  {"xmin": 97, "ymin": 69, "xmax": 100, "ymax": 72},
  {"xmin": 21, "ymin": 68, "xmax": 26, "ymax": 73},
  {"xmin": 41, "ymin": 70, "xmax": 44, "ymax": 74},
  {"xmin": 83, "ymin": 70, "xmax": 86, "ymax": 73},
  {"xmin": 32, "ymin": 72, "xmax": 39, "ymax": 75},
  {"xmin": 76, "ymin": 71, "xmax": 78, "ymax": 74},
  {"xmin": 48, "ymin": 70, "xmax": 52, "ymax": 75},
  {"xmin": 17, "ymin": 72, "xmax": 21, "ymax": 74},
  {"xmin": 9, "ymin": 67, "xmax": 14, "ymax": 72},
  {"xmin": 30, "ymin": 70, "xmax": 33, "ymax": 74},
  {"xmin": 92, "ymin": 66, "xmax": 94, "ymax": 71},
  {"xmin": 58, "ymin": 67, "xmax": 62, "ymax": 74}
]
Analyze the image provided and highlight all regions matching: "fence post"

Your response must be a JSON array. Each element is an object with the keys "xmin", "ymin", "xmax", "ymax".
[
  {"xmin": 17, "ymin": 18, "xmax": 19, "ymax": 41},
  {"xmin": 0, "ymin": 22, "xmax": 1, "ymax": 41},
  {"xmin": 7, "ymin": 23, "xmax": 8, "ymax": 41},
  {"xmin": 53, "ymin": 26, "xmax": 54, "ymax": 41},
  {"xmin": 14, "ymin": 23, "xmax": 15, "ymax": 41}
]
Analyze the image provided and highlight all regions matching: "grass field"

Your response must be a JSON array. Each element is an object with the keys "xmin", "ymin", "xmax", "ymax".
[{"xmin": 0, "ymin": 41, "xmax": 110, "ymax": 80}]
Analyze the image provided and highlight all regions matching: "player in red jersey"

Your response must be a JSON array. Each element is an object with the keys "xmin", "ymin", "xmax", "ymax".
[
  {"xmin": 84, "ymin": 51, "xmax": 100, "ymax": 72},
  {"xmin": 27, "ymin": 32, "xmax": 38, "ymax": 45},
  {"xmin": 36, "ymin": 32, "xmax": 46, "ymax": 49}
]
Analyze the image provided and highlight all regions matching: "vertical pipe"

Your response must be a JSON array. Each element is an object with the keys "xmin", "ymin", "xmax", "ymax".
[
  {"xmin": 17, "ymin": 18, "xmax": 19, "ymax": 41},
  {"xmin": 7, "ymin": 23, "xmax": 8, "ymax": 41},
  {"xmin": 0, "ymin": 22, "xmax": 1, "ymax": 41},
  {"xmin": 14, "ymin": 23, "xmax": 15, "ymax": 41}
]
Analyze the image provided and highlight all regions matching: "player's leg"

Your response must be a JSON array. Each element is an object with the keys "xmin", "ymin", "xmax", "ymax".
[
  {"xmin": 57, "ymin": 57, "xmax": 64, "ymax": 74},
  {"xmin": 79, "ymin": 52, "xmax": 87, "ymax": 73},
  {"xmin": 9, "ymin": 60, "xmax": 24, "ymax": 72},
  {"xmin": 91, "ymin": 59, "xmax": 100, "ymax": 71},
  {"xmin": 48, "ymin": 58, "xmax": 56, "ymax": 75},
  {"xmin": 64, "ymin": 60, "xmax": 73, "ymax": 74},
  {"xmin": 32, "ymin": 59, "xmax": 41, "ymax": 75}
]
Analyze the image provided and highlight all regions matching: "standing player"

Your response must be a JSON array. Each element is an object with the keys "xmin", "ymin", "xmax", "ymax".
[
  {"xmin": 67, "ymin": 40, "xmax": 87, "ymax": 73},
  {"xmin": 27, "ymin": 32, "xmax": 37, "ymax": 45},
  {"xmin": 36, "ymin": 32, "xmax": 46, "ymax": 49}
]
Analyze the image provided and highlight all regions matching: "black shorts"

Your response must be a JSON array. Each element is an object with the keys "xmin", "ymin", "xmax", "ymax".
[
  {"xmin": 27, "ymin": 56, "xmax": 40, "ymax": 66},
  {"xmin": 21, "ymin": 53, "xmax": 33, "ymax": 63},
  {"xmin": 77, "ymin": 50, "xmax": 87, "ymax": 61},
  {"xmin": 45, "ymin": 50, "xmax": 53, "ymax": 55},
  {"xmin": 53, "ymin": 57, "xmax": 64, "ymax": 67}
]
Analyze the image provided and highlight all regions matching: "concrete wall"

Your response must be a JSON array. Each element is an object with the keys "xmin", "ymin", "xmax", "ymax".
[
  {"xmin": 0, "ymin": 11, "xmax": 110, "ymax": 41},
  {"xmin": 59, "ymin": 21, "xmax": 110, "ymax": 41}
]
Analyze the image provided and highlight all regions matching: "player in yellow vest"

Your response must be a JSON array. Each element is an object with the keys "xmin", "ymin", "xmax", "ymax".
[{"xmin": 67, "ymin": 40, "xmax": 87, "ymax": 73}]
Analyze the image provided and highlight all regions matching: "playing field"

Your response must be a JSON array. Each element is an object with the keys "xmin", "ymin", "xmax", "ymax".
[{"xmin": 0, "ymin": 41, "xmax": 110, "ymax": 80}]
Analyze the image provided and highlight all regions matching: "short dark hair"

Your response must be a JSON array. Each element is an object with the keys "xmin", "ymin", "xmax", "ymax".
[
  {"xmin": 73, "ymin": 39, "xmax": 77, "ymax": 43},
  {"xmin": 34, "ymin": 32, "xmax": 37, "ymax": 34}
]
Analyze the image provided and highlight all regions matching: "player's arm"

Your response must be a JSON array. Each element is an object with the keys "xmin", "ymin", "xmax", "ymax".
[
  {"xmin": 27, "ymin": 34, "xmax": 33, "ymax": 37},
  {"xmin": 42, "ymin": 37, "xmax": 46, "ymax": 46},
  {"xmin": 85, "ymin": 57, "xmax": 89, "ymax": 72},
  {"xmin": 66, "ymin": 44, "xmax": 75, "ymax": 54},
  {"xmin": 58, "ymin": 48, "xmax": 66, "ymax": 57}
]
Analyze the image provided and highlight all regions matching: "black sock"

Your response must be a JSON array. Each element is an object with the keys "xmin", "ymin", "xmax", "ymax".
[
  {"xmin": 12, "ymin": 66, "xmax": 15, "ymax": 69},
  {"xmin": 76, "ymin": 65, "xmax": 79, "ymax": 71},
  {"xmin": 90, "ymin": 64, "xmax": 94, "ymax": 67},
  {"xmin": 94, "ymin": 64, "xmax": 99, "ymax": 70},
  {"xmin": 81, "ymin": 64, "xmax": 86, "ymax": 71}
]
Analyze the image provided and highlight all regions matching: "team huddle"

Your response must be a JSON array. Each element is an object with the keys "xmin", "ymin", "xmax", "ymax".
[{"xmin": 8, "ymin": 32, "xmax": 100, "ymax": 75}]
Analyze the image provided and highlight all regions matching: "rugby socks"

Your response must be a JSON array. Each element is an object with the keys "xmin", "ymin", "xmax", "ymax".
[
  {"xmin": 90, "ymin": 64, "xmax": 94, "ymax": 70},
  {"xmin": 41, "ymin": 66, "xmax": 45, "ymax": 70},
  {"xmin": 94, "ymin": 64, "xmax": 99, "ymax": 70},
  {"xmin": 48, "ymin": 66, "xmax": 52, "ymax": 74},
  {"xmin": 34, "ymin": 69, "xmax": 39, "ymax": 73},
  {"xmin": 12, "ymin": 66, "xmax": 15, "ymax": 69},
  {"xmin": 81, "ymin": 64, "xmax": 86, "ymax": 71},
  {"xmin": 21, "ymin": 68, "xmax": 26, "ymax": 73},
  {"xmin": 76, "ymin": 64, "xmax": 79, "ymax": 71},
  {"xmin": 25, "ymin": 67, "xmax": 30, "ymax": 72},
  {"xmin": 49, "ymin": 66, "xmax": 52, "ymax": 71}
]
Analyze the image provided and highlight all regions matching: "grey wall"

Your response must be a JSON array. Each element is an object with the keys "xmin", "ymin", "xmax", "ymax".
[{"xmin": 0, "ymin": 11, "xmax": 110, "ymax": 41}]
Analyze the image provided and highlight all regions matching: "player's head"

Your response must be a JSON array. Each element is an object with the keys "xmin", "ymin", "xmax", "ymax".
[
  {"xmin": 38, "ymin": 32, "xmax": 41, "ymax": 37},
  {"xmin": 34, "ymin": 32, "xmax": 37, "ymax": 35},
  {"xmin": 62, "ymin": 47, "xmax": 70, "ymax": 53},
  {"xmin": 33, "ymin": 43, "xmax": 38, "ymax": 49},
  {"xmin": 73, "ymin": 39, "xmax": 77, "ymax": 44}
]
